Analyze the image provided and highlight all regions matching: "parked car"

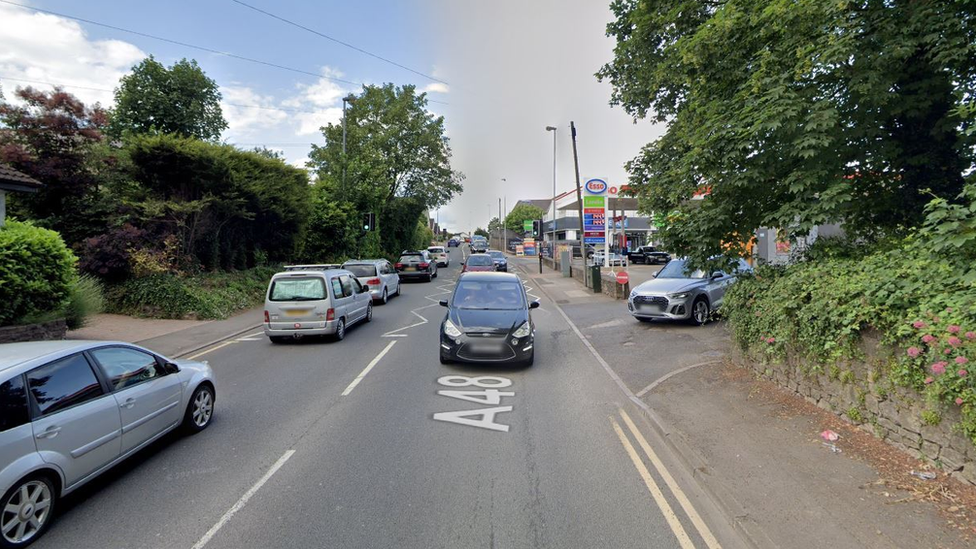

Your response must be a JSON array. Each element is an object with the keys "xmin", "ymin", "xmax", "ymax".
[
  {"xmin": 439, "ymin": 272, "xmax": 539, "ymax": 365},
  {"xmin": 626, "ymin": 246, "xmax": 671, "ymax": 265},
  {"xmin": 627, "ymin": 258, "xmax": 752, "ymax": 325},
  {"xmin": 486, "ymin": 250, "xmax": 508, "ymax": 272},
  {"xmin": 507, "ymin": 240, "xmax": 523, "ymax": 253},
  {"xmin": 264, "ymin": 267, "xmax": 372, "ymax": 342},
  {"xmin": 462, "ymin": 253, "xmax": 496, "ymax": 273},
  {"xmin": 395, "ymin": 250, "xmax": 438, "ymax": 282},
  {"xmin": 427, "ymin": 246, "xmax": 450, "ymax": 267},
  {"xmin": 571, "ymin": 244, "xmax": 596, "ymax": 259},
  {"xmin": 593, "ymin": 250, "xmax": 627, "ymax": 267},
  {"xmin": 342, "ymin": 259, "xmax": 401, "ymax": 304},
  {"xmin": 0, "ymin": 340, "xmax": 215, "ymax": 548}
]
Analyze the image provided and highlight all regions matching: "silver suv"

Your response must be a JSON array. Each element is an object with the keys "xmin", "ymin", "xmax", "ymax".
[{"xmin": 0, "ymin": 340, "xmax": 215, "ymax": 548}]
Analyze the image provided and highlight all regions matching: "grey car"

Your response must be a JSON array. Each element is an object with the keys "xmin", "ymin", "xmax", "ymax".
[
  {"xmin": 264, "ymin": 268, "xmax": 373, "ymax": 342},
  {"xmin": 0, "ymin": 340, "xmax": 215, "ymax": 548},
  {"xmin": 627, "ymin": 258, "xmax": 752, "ymax": 325},
  {"xmin": 342, "ymin": 260, "xmax": 401, "ymax": 304}
]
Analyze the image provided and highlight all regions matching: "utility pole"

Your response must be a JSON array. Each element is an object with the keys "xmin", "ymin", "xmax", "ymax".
[
  {"xmin": 571, "ymin": 121, "xmax": 586, "ymax": 287},
  {"xmin": 341, "ymin": 94, "xmax": 356, "ymax": 188},
  {"xmin": 546, "ymin": 125, "xmax": 557, "ymax": 248},
  {"xmin": 501, "ymin": 179, "xmax": 507, "ymax": 254},
  {"xmin": 498, "ymin": 197, "xmax": 502, "ymax": 250}
]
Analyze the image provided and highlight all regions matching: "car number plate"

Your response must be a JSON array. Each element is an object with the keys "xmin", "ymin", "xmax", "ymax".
[
  {"xmin": 470, "ymin": 343, "xmax": 504, "ymax": 353},
  {"xmin": 285, "ymin": 309, "xmax": 311, "ymax": 317},
  {"xmin": 405, "ymin": 266, "xmax": 417, "ymax": 271}
]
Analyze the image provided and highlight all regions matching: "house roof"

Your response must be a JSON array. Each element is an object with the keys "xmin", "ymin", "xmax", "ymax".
[
  {"xmin": 0, "ymin": 164, "xmax": 42, "ymax": 193},
  {"xmin": 515, "ymin": 199, "xmax": 552, "ymax": 211}
]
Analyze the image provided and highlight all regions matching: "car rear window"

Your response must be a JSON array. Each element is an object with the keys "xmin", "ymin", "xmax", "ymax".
[
  {"xmin": 344, "ymin": 264, "xmax": 377, "ymax": 277},
  {"xmin": 269, "ymin": 277, "xmax": 328, "ymax": 301},
  {"xmin": 453, "ymin": 281, "xmax": 525, "ymax": 309},
  {"xmin": 428, "ymin": 247, "xmax": 444, "ymax": 253},
  {"xmin": 467, "ymin": 255, "xmax": 493, "ymax": 266},
  {"xmin": 0, "ymin": 375, "xmax": 30, "ymax": 432},
  {"xmin": 488, "ymin": 251, "xmax": 504, "ymax": 259},
  {"xmin": 399, "ymin": 254, "xmax": 423, "ymax": 263}
]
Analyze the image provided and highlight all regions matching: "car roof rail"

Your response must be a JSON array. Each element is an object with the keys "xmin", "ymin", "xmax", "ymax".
[{"xmin": 283, "ymin": 264, "xmax": 342, "ymax": 271}]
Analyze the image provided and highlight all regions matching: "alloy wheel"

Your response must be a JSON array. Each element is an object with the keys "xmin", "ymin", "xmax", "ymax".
[
  {"xmin": 192, "ymin": 388, "xmax": 214, "ymax": 427},
  {"xmin": 381, "ymin": 288, "xmax": 388, "ymax": 304},
  {"xmin": 1, "ymin": 480, "xmax": 52, "ymax": 545},
  {"xmin": 694, "ymin": 300, "xmax": 709, "ymax": 325}
]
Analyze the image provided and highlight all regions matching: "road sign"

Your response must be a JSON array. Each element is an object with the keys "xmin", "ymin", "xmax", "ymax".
[
  {"xmin": 616, "ymin": 271, "xmax": 629, "ymax": 285},
  {"xmin": 523, "ymin": 220, "xmax": 533, "ymax": 233}
]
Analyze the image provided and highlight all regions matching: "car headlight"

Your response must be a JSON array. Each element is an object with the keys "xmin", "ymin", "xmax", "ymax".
[
  {"xmin": 668, "ymin": 292, "xmax": 691, "ymax": 299},
  {"xmin": 512, "ymin": 321, "xmax": 531, "ymax": 338},
  {"xmin": 443, "ymin": 320, "xmax": 462, "ymax": 338}
]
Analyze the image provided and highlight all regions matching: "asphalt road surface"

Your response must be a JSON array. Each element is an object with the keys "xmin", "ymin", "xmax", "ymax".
[{"xmin": 32, "ymin": 247, "xmax": 742, "ymax": 549}]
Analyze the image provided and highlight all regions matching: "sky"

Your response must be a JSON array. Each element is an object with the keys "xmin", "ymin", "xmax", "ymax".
[{"xmin": 0, "ymin": 0, "xmax": 664, "ymax": 233}]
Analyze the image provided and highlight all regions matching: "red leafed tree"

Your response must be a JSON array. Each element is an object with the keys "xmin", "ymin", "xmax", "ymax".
[{"xmin": 0, "ymin": 86, "xmax": 112, "ymax": 243}]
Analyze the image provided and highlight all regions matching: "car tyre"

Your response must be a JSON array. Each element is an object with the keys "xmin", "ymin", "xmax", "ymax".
[
  {"xmin": 0, "ymin": 474, "xmax": 57, "ymax": 549},
  {"xmin": 380, "ymin": 288, "xmax": 388, "ymax": 305},
  {"xmin": 689, "ymin": 297, "xmax": 710, "ymax": 326},
  {"xmin": 394, "ymin": 283, "xmax": 401, "ymax": 297},
  {"xmin": 365, "ymin": 303, "xmax": 373, "ymax": 322},
  {"xmin": 424, "ymin": 274, "xmax": 432, "ymax": 282},
  {"xmin": 269, "ymin": 336, "xmax": 288, "ymax": 344},
  {"xmin": 182, "ymin": 383, "xmax": 215, "ymax": 434},
  {"xmin": 334, "ymin": 318, "xmax": 346, "ymax": 341}
]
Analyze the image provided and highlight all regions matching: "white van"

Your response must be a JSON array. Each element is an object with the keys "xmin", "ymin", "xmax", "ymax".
[{"xmin": 263, "ymin": 268, "xmax": 373, "ymax": 342}]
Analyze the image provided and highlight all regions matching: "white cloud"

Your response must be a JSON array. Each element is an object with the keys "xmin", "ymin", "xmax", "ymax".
[
  {"xmin": 282, "ymin": 69, "xmax": 348, "ymax": 135},
  {"xmin": 0, "ymin": 2, "xmax": 145, "ymax": 106},
  {"xmin": 420, "ymin": 82, "xmax": 449, "ymax": 94},
  {"xmin": 220, "ymin": 85, "xmax": 288, "ymax": 136}
]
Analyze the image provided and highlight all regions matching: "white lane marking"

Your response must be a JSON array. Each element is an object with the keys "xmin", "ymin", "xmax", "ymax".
[
  {"xmin": 620, "ymin": 410, "xmax": 722, "ymax": 549},
  {"xmin": 382, "ymin": 310, "xmax": 430, "ymax": 336},
  {"xmin": 235, "ymin": 337, "xmax": 263, "ymax": 342},
  {"xmin": 341, "ymin": 341, "xmax": 397, "ymax": 396},
  {"xmin": 187, "ymin": 341, "xmax": 235, "ymax": 360},
  {"xmin": 635, "ymin": 360, "xmax": 723, "ymax": 398},
  {"xmin": 191, "ymin": 450, "xmax": 296, "ymax": 549},
  {"xmin": 382, "ymin": 334, "xmax": 408, "ymax": 338},
  {"xmin": 610, "ymin": 417, "xmax": 696, "ymax": 549}
]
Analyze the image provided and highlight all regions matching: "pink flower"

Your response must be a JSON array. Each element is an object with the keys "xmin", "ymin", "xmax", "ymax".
[
  {"xmin": 924, "ymin": 377, "xmax": 934, "ymax": 384},
  {"xmin": 931, "ymin": 362, "xmax": 947, "ymax": 375},
  {"xmin": 946, "ymin": 308, "xmax": 954, "ymax": 313},
  {"xmin": 957, "ymin": 397, "xmax": 965, "ymax": 406},
  {"xmin": 966, "ymin": 331, "xmax": 976, "ymax": 340},
  {"xmin": 958, "ymin": 369, "xmax": 968, "ymax": 377},
  {"xmin": 922, "ymin": 334, "xmax": 936, "ymax": 344},
  {"xmin": 907, "ymin": 347, "xmax": 921, "ymax": 358},
  {"xmin": 944, "ymin": 348, "xmax": 953, "ymax": 354},
  {"xmin": 948, "ymin": 325, "xmax": 961, "ymax": 334},
  {"xmin": 766, "ymin": 337, "xmax": 776, "ymax": 344},
  {"xmin": 956, "ymin": 356, "xmax": 970, "ymax": 365},
  {"xmin": 913, "ymin": 320, "xmax": 927, "ymax": 329},
  {"xmin": 948, "ymin": 336, "xmax": 962, "ymax": 347}
]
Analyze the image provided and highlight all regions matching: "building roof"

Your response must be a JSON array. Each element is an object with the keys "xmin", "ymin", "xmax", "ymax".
[
  {"xmin": 515, "ymin": 199, "xmax": 552, "ymax": 211},
  {"xmin": 0, "ymin": 164, "xmax": 43, "ymax": 193}
]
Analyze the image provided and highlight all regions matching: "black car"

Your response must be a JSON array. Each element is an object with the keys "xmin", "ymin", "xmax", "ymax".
[
  {"xmin": 395, "ymin": 250, "xmax": 438, "ymax": 281},
  {"xmin": 439, "ymin": 272, "xmax": 538, "ymax": 366},
  {"xmin": 486, "ymin": 249, "xmax": 508, "ymax": 272},
  {"xmin": 627, "ymin": 246, "xmax": 671, "ymax": 265}
]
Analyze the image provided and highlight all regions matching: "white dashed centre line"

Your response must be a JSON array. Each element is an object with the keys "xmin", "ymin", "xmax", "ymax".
[{"xmin": 341, "ymin": 340, "xmax": 397, "ymax": 396}]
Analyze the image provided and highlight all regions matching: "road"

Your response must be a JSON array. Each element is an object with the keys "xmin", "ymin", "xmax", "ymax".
[{"xmin": 32, "ymin": 246, "xmax": 741, "ymax": 549}]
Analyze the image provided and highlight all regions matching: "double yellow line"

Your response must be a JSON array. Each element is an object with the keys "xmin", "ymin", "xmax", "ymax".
[{"xmin": 611, "ymin": 409, "xmax": 721, "ymax": 549}]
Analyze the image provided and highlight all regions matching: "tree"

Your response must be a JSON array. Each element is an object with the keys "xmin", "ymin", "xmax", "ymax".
[
  {"xmin": 0, "ymin": 87, "xmax": 113, "ymax": 243},
  {"xmin": 504, "ymin": 203, "xmax": 545, "ymax": 234},
  {"xmin": 598, "ymin": 0, "xmax": 976, "ymax": 267},
  {"xmin": 487, "ymin": 216, "xmax": 502, "ymax": 233},
  {"xmin": 110, "ymin": 56, "xmax": 227, "ymax": 140},
  {"xmin": 474, "ymin": 227, "xmax": 489, "ymax": 238}
]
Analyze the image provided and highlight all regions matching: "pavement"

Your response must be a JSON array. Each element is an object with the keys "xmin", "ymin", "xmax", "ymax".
[{"xmin": 34, "ymin": 246, "xmax": 744, "ymax": 549}]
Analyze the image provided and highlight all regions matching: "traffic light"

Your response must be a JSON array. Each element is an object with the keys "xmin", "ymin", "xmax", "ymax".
[
  {"xmin": 362, "ymin": 212, "xmax": 375, "ymax": 231},
  {"xmin": 532, "ymin": 219, "xmax": 541, "ymax": 238}
]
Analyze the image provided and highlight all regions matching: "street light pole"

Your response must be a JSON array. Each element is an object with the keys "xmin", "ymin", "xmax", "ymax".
[
  {"xmin": 501, "ymin": 179, "xmax": 507, "ymax": 253},
  {"xmin": 341, "ymin": 94, "xmax": 356, "ymax": 188},
  {"xmin": 546, "ymin": 125, "xmax": 557, "ymax": 256}
]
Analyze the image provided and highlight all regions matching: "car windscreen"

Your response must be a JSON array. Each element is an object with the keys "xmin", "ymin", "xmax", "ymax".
[
  {"xmin": 399, "ymin": 254, "xmax": 424, "ymax": 263},
  {"xmin": 467, "ymin": 255, "xmax": 494, "ymax": 266},
  {"xmin": 269, "ymin": 277, "xmax": 328, "ymax": 301},
  {"xmin": 655, "ymin": 259, "xmax": 706, "ymax": 279},
  {"xmin": 487, "ymin": 251, "xmax": 504, "ymax": 259},
  {"xmin": 452, "ymin": 280, "xmax": 525, "ymax": 310},
  {"xmin": 428, "ymin": 247, "xmax": 444, "ymax": 253},
  {"xmin": 344, "ymin": 264, "xmax": 377, "ymax": 277}
]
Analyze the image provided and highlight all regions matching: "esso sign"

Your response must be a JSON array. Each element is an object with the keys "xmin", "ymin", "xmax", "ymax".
[{"xmin": 584, "ymin": 179, "xmax": 608, "ymax": 194}]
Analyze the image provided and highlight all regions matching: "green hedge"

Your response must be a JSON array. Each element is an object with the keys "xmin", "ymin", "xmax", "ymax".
[
  {"xmin": 0, "ymin": 221, "xmax": 77, "ymax": 326},
  {"xmin": 107, "ymin": 266, "xmax": 279, "ymax": 320}
]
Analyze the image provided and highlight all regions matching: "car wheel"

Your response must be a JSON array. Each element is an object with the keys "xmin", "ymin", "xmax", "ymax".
[
  {"xmin": 182, "ymin": 383, "xmax": 215, "ymax": 434},
  {"xmin": 394, "ymin": 283, "xmax": 401, "ymax": 296},
  {"xmin": 424, "ymin": 274, "xmax": 432, "ymax": 282},
  {"xmin": 381, "ymin": 288, "xmax": 388, "ymax": 305},
  {"xmin": 433, "ymin": 270, "xmax": 438, "ymax": 279},
  {"xmin": 689, "ymin": 297, "xmax": 710, "ymax": 326},
  {"xmin": 334, "ymin": 318, "xmax": 346, "ymax": 341},
  {"xmin": 269, "ymin": 336, "xmax": 287, "ymax": 344},
  {"xmin": 365, "ymin": 303, "xmax": 373, "ymax": 322},
  {"xmin": 0, "ymin": 475, "xmax": 56, "ymax": 549}
]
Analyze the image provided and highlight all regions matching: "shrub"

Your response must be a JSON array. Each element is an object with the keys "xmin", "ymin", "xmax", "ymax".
[
  {"xmin": 0, "ymin": 221, "xmax": 77, "ymax": 326},
  {"xmin": 63, "ymin": 275, "xmax": 105, "ymax": 330},
  {"xmin": 78, "ymin": 224, "xmax": 146, "ymax": 282}
]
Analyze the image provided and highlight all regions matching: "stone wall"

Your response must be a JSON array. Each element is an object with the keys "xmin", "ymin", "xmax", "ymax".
[
  {"xmin": 734, "ymin": 346, "xmax": 976, "ymax": 486},
  {"xmin": 600, "ymin": 272, "xmax": 630, "ymax": 300},
  {"xmin": 0, "ymin": 319, "xmax": 67, "ymax": 344}
]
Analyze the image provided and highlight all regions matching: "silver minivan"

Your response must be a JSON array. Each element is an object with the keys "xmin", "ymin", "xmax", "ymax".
[
  {"xmin": 0, "ymin": 340, "xmax": 215, "ymax": 548},
  {"xmin": 342, "ymin": 260, "xmax": 401, "ymax": 304},
  {"xmin": 264, "ymin": 268, "xmax": 373, "ymax": 343}
]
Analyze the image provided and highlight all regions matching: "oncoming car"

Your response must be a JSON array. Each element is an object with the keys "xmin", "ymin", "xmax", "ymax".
[
  {"xmin": 0, "ymin": 340, "xmax": 215, "ymax": 548},
  {"xmin": 627, "ymin": 258, "xmax": 752, "ymax": 325},
  {"xmin": 439, "ymin": 272, "xmax": 539, "ymax": 366}
]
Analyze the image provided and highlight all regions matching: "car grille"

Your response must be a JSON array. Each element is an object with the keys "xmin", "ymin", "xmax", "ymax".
[
  {"xmin": 457, "ymin": 343, "xmax": 517, "ymax": 361},
  {"xmin": 633, "ymin": 295, "xmax": 669, "ymax": 308}
]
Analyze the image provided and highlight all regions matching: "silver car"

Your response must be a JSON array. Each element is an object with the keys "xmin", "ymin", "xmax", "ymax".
[
  {"xmin": 0, "ymin": 340, "xmax": 215, "ymax": 547},
  {"xmin": 342, "ymin": 260, "xmax": 401, "ymax": 304},
  {"xmin": 627, "ymin": 258, "xmax": 752, "ymax": 325},
  {"xmin": 264, "ymin": 268, "xmax": 373, "ymax": 342},
  {"xmin": 427, "ymin": 246, "xmax": 449, "ymax": 267}
]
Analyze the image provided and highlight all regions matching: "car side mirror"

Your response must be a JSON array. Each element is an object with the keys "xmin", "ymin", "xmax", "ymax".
[
  {"xmin": 529, "ymin": 300, "xmax": 540, "ymax": 309},
  {"xmin": 439, "ymin": 299, "xmax": 449, "ymax": 307},
  {"xmin": 710, "ymin": 271, "xmax": 723, "ymax": 280},
  {"xmin": 164, "ymin": 362, "xmax": 180, "ymax": 374},
  {"xmin": 361, "ymin": 284, "xmax": 370, "ymax": 292}
]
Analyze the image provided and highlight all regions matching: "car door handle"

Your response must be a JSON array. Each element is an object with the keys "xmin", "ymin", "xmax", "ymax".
[
  {"xmin": 36, "ymin": 426, "xmax": 61, "ymax": 439},
  {"xmin": 120, "ymin": 398, "xmax": 136, "ymax": 409}
]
